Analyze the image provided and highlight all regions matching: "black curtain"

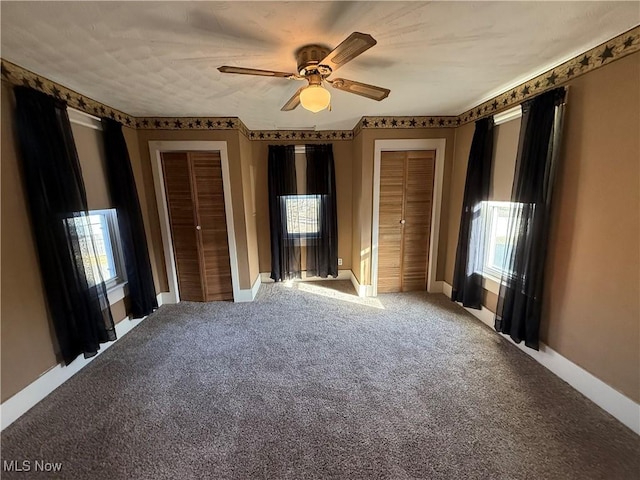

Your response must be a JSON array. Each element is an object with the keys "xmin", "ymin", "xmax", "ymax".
[
  {"xmin": 451, "ymin": 117, "xmax": 494, "ymax": 308},
  {"xmin": 495, "ymin": 88, "xmax": 566, "ymax": 349},
  {"xmin": 14, "ymin": 86, "xmax": 115, "ymax": 364},
  {"xmin": 101, "ymin": 118, "xmax": 157, "ymax": 317},
  {"xmin": 268, "ymin": 145, "xmax": 300, "ymax": 281},
  {"xmin": 306, "ymin": 144, "xmax": 339, "ymax": 278}
]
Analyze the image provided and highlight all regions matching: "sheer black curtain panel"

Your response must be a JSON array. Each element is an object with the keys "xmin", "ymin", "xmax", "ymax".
[
  {"xmin": 268, "ymin": 145, "xmax": 301, "ymax": 281},
  {"xmin": 14, "ymin": 86, "xmax": 115, "ymax": 364},
  {"xmin": 102, "ymin": 118, "xmax": 157, "ymax": 317},
  {"xmin": 495, "ymin": 87, "xmax": 566, "ymax": 349},
  {"xmin": 451, "ymin": 117, "xmax": 494, "ymax": 308},
  {"xmin": 306, "ymin": 144, "xmax": 339, "ymax": 278}
]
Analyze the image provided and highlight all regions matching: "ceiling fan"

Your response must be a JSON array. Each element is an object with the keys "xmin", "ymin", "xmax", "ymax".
[{"xmin": 218, "ymin": 32, "xmax": 390, "ymax": 113}]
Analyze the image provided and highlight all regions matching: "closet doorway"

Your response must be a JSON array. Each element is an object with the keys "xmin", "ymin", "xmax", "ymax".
[
  {"xmin": 161, "ymin": 151, "xmax": 233, "ymax": 301},
  {"xmin": 148, "ymin": 140, "xmax": 241, "ymax": 303},
  {"xmin": 377, "ymin": 150, "xmax": 435, "ymax": 293},
  {"xmin": 371, "ymin": 138, "xmax": 446, "ymax": 296}
]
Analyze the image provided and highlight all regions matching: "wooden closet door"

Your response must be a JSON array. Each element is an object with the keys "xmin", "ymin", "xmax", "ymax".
[
  {"xmin": 162, "ymin": 151, "xmax": 233, "ymax": 302},
  {"xmin": 402, "ymin": 150, "xmax": 435, "ymax": 291},
  {"xmin": 191, "ymin": 152, "xmax": 233, "ymax": 301},
  {"xmin": 378, "ymin": 152, "xmax": 406, "ymax": 293},
  {"xmin": 377, "ymin": 150, "xmax": 435, "ymax": 293},
  {"xmin": 162, "ymin": 152, "xmax": 204, "ymax": 301}
]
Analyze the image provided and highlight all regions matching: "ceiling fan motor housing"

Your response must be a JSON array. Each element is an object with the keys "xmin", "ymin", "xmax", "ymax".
[{"xmin": 296, "ymin": 45, "xmax": 332, "ymax": 77}]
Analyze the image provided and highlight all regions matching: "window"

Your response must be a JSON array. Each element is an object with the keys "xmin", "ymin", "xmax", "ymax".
[
  {"xmin": 481, "ymin": 201, "xmax": 522, "ymax": 281},
  {"xmin": 69, "ymin": 209, "xmax": 126, "ymax": 289},
  {"xmin": 281, "ymin": 194, "xmax": 321, "ymax": 239}
]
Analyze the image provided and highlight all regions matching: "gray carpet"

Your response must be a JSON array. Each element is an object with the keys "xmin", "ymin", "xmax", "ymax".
[{"xmin": 2, "ymin": 281, "xmax": 638, "ymax": 479}]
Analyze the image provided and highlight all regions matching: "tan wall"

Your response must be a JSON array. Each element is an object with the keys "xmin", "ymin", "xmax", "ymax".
[
  {"xmin": 253, "ymin": 140, "xmax": 353, "ymax": 274},
  {"xmin": 444, "ymin": 53, "xmax": 640, "ymax": 402},
  {"xmin": 72, "ymin": 123, "xmax": 111, "ymax": 210},
  {"xmin": 351, "ymin": 133, "xmax": 364, "ymax": 283},
  {"xmin": 110, "ymin": 299, "xmax": 128, "ymax": 326},
  {"xmin": 123, "ymin": 125, "xmax": 164, "ymax": 295},
  {"xmin": 239, "ymin": 132, "xmax": 260, "ymax": 285},
  {"xmin": 491, "ymin": 118, "xmax": 520, "ymax": 201},
  {"xmin": 0, "ymin": 84, "xmax": 131, "ymax": 402},
  {"xmin": 135, "ymin": 128, "xmax": 256, "ymax": 290},
  {"xmin": 354, "ymin": 128, "xmax": 456, "ymax": 286},
  {"xmin": 444, "ymin": 122, "xmax": 475, "ymax": 285},
  {"xmin": 1, "ymin": 83, "xmax": 57, "ymax": 402},
  {"xmin": 543, "ymin": 53, "xmax": 639, "ymax": 402}
]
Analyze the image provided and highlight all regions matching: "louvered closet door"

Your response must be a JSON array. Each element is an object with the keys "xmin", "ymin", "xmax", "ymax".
[
  {"xmin": 378, "ymin": 150, "xmax": 436, "ymax": 293},
  {"xmin": 378, "ymin": 152, "xmax": 406, "ymax": 293},
  {"xmin": 162, "ymin": 152, "xmax": 203, "ymax": 301},
  {"xmin": 162, "ymin": 152, "xmax": 233, "ymax": 302},
  {"xmin": 402, "ymin": 150, "xmax": 435, "ymax": 291},
  {"xmin": 191, "ymin": 152, "xmax": 233, "ymax": 301}
]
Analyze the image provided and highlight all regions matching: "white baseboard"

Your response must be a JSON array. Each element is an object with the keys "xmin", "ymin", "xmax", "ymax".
[
  {"xmin": 0, "ymin": 292, "xmax": 163, "ymax": 431},
  {"xmin": 349, "ymin": 271, "xmax": 373, "ymax": 297},
  {"xmin": 157, "ymin": 292, "xmax": 176, "ymax": 306},
  {"xmin": 442, "ymin": 282, "xmax": 640, "ymax": 435},
  {"xmin": 250, "ymin": 274, "xmax": 261, "ymax": 299},
  {"xmin": 349, "ymin": 272, "xmax": 444, "ymax": 297},
  {"xmin": 260, "ymin": 269, "xmax": 352, "ymax": 284},
  {"xmin": 234, "ymin": 274, "xmax": 262, "ymax": 302}
]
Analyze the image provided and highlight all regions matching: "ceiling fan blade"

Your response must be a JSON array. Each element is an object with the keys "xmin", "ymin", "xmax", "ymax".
[
  {"xmin": 218, "ymin": 66, "xmax": 296, "ymax": 78},
  {"xmin": 319, "ymin": 32, "xmax": 377, "ymax": 72},
  {"xmin": 330, "ymin": 78, "xmax": 390, "ymax": 101},
  {"xmin": 281, "ymin": 87, "xmax": 305, "ymax": 111}
]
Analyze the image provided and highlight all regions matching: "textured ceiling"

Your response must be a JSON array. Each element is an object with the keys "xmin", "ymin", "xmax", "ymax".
[{"xmin": 1, "ymin": 2, "xmax": 638, "ymax": 130}]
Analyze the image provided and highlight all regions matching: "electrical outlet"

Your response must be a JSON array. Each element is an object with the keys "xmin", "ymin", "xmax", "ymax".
[{"xmin": 337, "ymin": 258, "xmax": 343, "ymax": 266}]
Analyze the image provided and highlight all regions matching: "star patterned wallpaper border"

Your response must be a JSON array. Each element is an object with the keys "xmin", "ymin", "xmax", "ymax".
[
  {"xmin": 0, "ymin": 60, "xmax": 136, "ymax": 127},
  {"xmin": 352, "ymin": 116, "xmax": 459, "ymax": 136},
  {"xmin": 135, "ymin": 116, "xmax": 243, "ymax": 131},
  {"xmin": 1, "ymin": 26, "xmax": 638, "ymax": 139},
  {"xmin": 455, "ymin": 25, "xmax": 639, "ymax": 125},
  {"xmin": 248, "ymin": 130, "xmax": 353, "ymax": 141}
]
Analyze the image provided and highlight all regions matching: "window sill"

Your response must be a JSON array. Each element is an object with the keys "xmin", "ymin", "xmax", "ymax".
[
  {"xmin": 482, "ymin": 274, "xmax": 501, "ymax": 295},
  {"xmin": 285, "ymin": 237, "xmax": 319, "ymax": 247},
  {"xmin": 106, "ymin": 281, "xmax": 128, "ymax": 306}
]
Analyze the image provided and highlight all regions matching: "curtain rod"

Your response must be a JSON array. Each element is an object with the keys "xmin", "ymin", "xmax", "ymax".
[
  {"xmin": 68, "ymin": 107, "xmax": 102, "ymax": 131},
  {"xmin": 492, "ymin": 86, "xmax": 569, "ymax": 125},
  {"xmin": 494, "ymin": 106, "xmax": 522, "ymax": 125}
]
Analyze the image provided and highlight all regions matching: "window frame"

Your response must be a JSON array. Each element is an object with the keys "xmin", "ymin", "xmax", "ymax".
[
  {"xmin": 280, "ymin": 193, "xmax": 322, "ymax": 242},
  {"xmin": 480, "ymin": 200, "xmax": 519, "ymax": 284}
]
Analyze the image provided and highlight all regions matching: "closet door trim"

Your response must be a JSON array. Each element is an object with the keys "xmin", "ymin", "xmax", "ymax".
[
  {"xmin": 149, "ymin": 141, "xmax": 240, "ymax": 303},
  {"xmin": 371, "ymin": 139, "xmax": 446, "ymax": 297}
]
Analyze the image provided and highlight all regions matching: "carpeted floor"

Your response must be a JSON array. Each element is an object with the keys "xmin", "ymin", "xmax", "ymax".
[{"xmin": 2, "ymin": 281, "xmax": 638, "ymax": 479}]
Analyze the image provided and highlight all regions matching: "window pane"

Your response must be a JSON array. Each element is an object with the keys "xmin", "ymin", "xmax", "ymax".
[
  {"xmin": 87, "ymin": 214, "xmax": 117, "ymax": 282},
  {"xmin": 489, "ymin": 205, "xmax": 511, "ymax": 271},
  {"xmin": 481, "ymin": 201, "xmax": 524, "ymax": 279},
  {"xmin": 69, "ymin": 211, "xmax": 118, "ymax": 285},
  {"xmin": 283, "ymin": 195, "xmax": 321, "ymax": 236}
]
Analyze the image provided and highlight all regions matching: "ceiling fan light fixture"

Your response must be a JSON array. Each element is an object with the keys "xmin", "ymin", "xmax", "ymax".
[
  {"xmin": 299, "ymin": 84, "xmax": 331, "ymax": 113},
  {"xmin": 219, "ymin": 33, "xmax": 389, "ymax": 112}
]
